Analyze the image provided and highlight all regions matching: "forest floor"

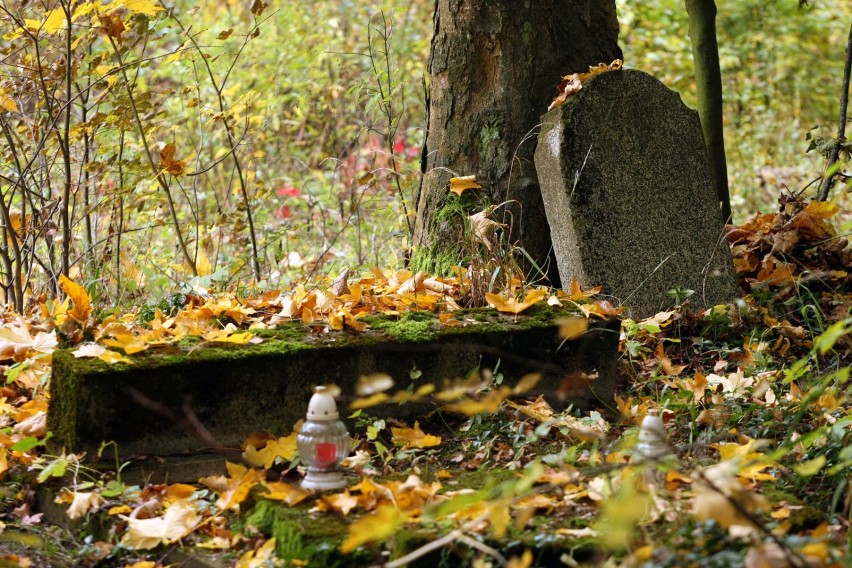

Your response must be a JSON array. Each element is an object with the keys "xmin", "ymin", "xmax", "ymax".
[{"xmin": 0, "ymin": 195, "xmax": 850, "ymax": 567}]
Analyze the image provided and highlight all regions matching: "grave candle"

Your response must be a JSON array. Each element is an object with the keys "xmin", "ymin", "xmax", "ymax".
[{"xmin": 296, "ymin": 386, "xmax": 350, "ymax": 491}]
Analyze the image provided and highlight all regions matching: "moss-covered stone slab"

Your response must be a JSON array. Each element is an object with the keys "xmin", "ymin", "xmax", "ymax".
[{"xmin": 49, "ymin": 307, "xmax": 619, "ymax": 459}]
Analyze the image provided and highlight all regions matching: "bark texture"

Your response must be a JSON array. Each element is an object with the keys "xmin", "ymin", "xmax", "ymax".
[{"xmin": 413, "ymin": 0, "xmax": 622, "ymax": 282}]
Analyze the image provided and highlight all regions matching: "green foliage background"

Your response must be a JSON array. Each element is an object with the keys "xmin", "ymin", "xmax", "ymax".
[{"xmin": 0, "ymin": 0, "xmax": 849, "ymax": 306}]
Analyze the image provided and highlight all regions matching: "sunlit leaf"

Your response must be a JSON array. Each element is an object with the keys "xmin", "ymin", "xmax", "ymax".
[
  {"xmin": 485, "ymin": 289, "xmax": 548, "ymax": 314},
  {"xmin": 340, "ymin": 504, "xmax": 405, "ymax": 553},
  {"xmin": 59, "ymin": 275, "xmax": 93, "ymax": 323},
  {"xmin": 243, "ymin": 434, "xmax": 298, "ymax": 468},
  {"xmin": 448, "ymin": 175, "xmax": 481, "ymax": 196},
  {"xmin": 120, "ymin": 499, "xmax": 198, "ymax": 550}
]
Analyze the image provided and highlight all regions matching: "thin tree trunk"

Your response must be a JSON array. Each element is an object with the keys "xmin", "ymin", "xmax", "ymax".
[
  {"xmin": 685, "ymin": 0, "xmax": 731, "ymax": 223},
  {"xmin": 413, "ymin": 0, "xmax": 622, "ymax": 283}
]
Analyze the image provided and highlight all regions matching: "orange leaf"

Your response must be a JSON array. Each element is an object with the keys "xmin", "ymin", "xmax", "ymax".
[
  {"xmin": 449, "ymin": 175, "xmax": 481, "ymax": 196},
  {"xmin": 58, "ymin": 275, "xmax": 92, "ymax": 323},
  {"xmin": 391, "ymin": 421, "xmax": 442, "ymax": 449},
  {"xmin": 160, "ymin": 143, "xmax": 186, "ymax": 176},
  {"xmin": 485, "ymin": 289, "xmax": 547, "ymax": 314}
]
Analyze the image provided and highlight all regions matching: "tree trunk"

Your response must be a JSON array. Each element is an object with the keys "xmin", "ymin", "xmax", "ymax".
[
  {"xmin": 685, "ymin": 0, "xmax": 731, "ymax": 222},
  {"xmin": 412, "ymin": 0, "xmax": 622, "ymax": 284}
]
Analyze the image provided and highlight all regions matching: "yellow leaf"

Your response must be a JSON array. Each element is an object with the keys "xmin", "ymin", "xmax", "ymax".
[
  {"xmin": 98, "ymin": 349, "xmax": 133, "ymax": 365},
  {"xmin": 323, "ymin": 490, "xmax": 359, "ymax": 515},
  {"xmin": 485, "ymin": 288, "xmax": 548, "ymax": 315},
  {"xmin": 43, "ymin": 8, "xmax": 66, "ymax": 34},
  {"xmin": 349, "ymin": 392, "xmax": 390, "ymax": 410},
  {"xmin": 195, "ymin": 249, "xmax": 212, "ymax": 277},
  {"xmin": 340, "ymin": 505, "xmax": 405, "ymax": 554},
  {"xmin": 202, "ymin": 327, "xmax": 255, "ymax": 344},
  {"xmin": 260, "ymin": 481, "xmax": 308, "ymax": 506},
  {"xmin": 103, "ymin": 332, "xmax": 149, "ymax": 355},
  {"xmin": 804, "ymin": 200, "xmax": 839, "ymax": 220},
  {"xmin": 114, "ymin": 0, "xmax": 165, "ymax": 17},
  {"xmin": 215, "ymin": 468, "xmax": 265, "ymax": 510},
  {"xmin": 391, "ymin": 421, "xmax": 442, "ymax": 449},
  {"xmin": 793, "ymin": 455, "xmax": 826, "ymax": 477},
  {"xmin": 0, "ymin": 88, "xmax": 17, "ymax": 113},
  {"xmin": 558, "ymin": 317, "xmax": 588, "ymax": 340},
  {"xmin": 242, "ymin": 434, "xmax": 298, "ymax": 468},
  {"xmin": 449, "ymin": 175, "xmax": 481, "ymax": 196},
  {"xmin": 445, "ymin": 386, "xmax": 511, "ymax": 416},
  {"xmin": 59, "ymin": 275, "xmax": 93, "ymax": 323},
  {"xmin": 507, "ymin": 550, "xmax": 533, "ymax": 568},
  {"xmin": 356, "ymin": 373, "xmax": 394, "ymax": 396},
  {"xmin": 235, "ymin": 537, "xmax": 277, "ymax": 568},
  {"xmin": 512, "ymin": 373, "xmax": 541, "ymax": 394},
  {"xmin": 120, "ymin": 499, "xmax": 198, "ymax": 550}
]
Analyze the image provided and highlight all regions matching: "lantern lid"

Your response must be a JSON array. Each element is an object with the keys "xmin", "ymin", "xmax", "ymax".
[{"xmin": 307, "ymin": 386, "xmax": 339, "ymax": 421}]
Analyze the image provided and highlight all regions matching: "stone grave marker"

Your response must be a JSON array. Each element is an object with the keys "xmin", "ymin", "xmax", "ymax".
[{"xmin": 534, "ymin": 69, "xmax": 739, "ymax": 317}]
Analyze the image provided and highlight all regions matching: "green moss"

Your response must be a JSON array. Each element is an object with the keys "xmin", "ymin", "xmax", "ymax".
[
  {"xmin": 370, "ymin": 311, "xmax": 439, "ymax": 343},
  {"xmin": 241, "ymin": 500, "xmax": 368, "ymax": 566}
]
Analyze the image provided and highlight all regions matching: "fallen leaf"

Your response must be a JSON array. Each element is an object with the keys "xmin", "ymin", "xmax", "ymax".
[
  {"xmin": 58, "ymin": 275, "xmax": 92, "ymax": 324},
  {"xmin": 449, "ymin": 175, "xmax": 481, "ymax": 196},
  {"xmin": 340, "ymin": 504, "xmax": 405, "ymax": 553},
  {"xmin": 485, "ymin": 289, "xmax": 548, "ymax": 315},
  {"xmin": 391, "ymin": 421, "xmax": 441, "ymax": 449},
  {"xmin": 243, "ymin": 434, "xmax": 298, "ymax": 468},
  {"xmin": 63, "ymin": 491, "xmax": 105, "ymax": 520},
  {"xmin": 120, "ymin": 500, "xmax": 198, "ymax": 550}
]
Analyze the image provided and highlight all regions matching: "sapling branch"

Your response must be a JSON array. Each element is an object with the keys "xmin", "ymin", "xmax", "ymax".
[
  {"xmin": 106, "ymin": 36, "xmax": 197, "ymax": 277},
  {"xmin": 817, "ymin": 19, "xmax": 852, "ymax": 202}
]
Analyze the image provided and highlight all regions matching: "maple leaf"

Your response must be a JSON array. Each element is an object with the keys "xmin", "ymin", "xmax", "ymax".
[
  {"xmin": 159, "ymin": 143, "xmax": 186, "ymax": 176},
  {"xmin": 448, "ymin": 175, "xmax": 482, "ymax": 196},
  {"xmin": 41, "ymin": 8, "xmax": 65, "ymax": 34},
  {"xmin": 120, "ymin": 499, "xmax": 198, "ymax": 550},
  {"xmin": 485, "ymin": 288, "xmax": 548, "ymax": 315},
  {"xmin": 213, "ymin": 466, "xmax": 265, "ymax": 511},
  {"xmin": 242, "ymin": 434, "xmax": 298, "ymax": 468},
  {"xmin": 323, "ymin": 490, "xmax": 359, "ymax": 516},
  {"xmin": 99, "ymin": 13, "xmax": 125, "ymax": 43},
  {"xmin": 567, "ymin": 277, "xmax": 602, "ymax": 301},
  {"xmin": 391, "ymin": 421, "xmax": 442, "ymax": 449},
  {"xmin": 58, "ymin": 275, "xmax": 93, "ymax": 324},
  {"xmin": 340, "ymin": 504, "xmax": 405, "ymax": 554}
]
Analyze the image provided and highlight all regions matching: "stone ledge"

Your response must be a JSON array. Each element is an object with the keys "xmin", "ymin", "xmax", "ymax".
[{"xmin": 49, "ymin": 307, "xmax": 620, "ymax": 459}]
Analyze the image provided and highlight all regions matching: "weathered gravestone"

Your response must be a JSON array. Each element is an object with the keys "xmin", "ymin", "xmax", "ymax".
[{"xmin": 534, "ymin": 69, "xmax": 739, "ymax": 317}]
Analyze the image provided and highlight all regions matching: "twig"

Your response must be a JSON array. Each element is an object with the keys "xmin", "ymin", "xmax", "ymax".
[
  {"xmin": 693, "ymin": 468, "xmax": 810, "ymax": 568},
  {"xmin": 817, "ymin": 19, "xmax": 852, "ymax": 201},
  {"xmin": 383, "ymin": 528, "xmax": 507, "ymax": 568}
]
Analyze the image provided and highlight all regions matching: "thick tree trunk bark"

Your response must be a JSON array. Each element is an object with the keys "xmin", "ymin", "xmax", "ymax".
[{"xmin": 412, "ymin": 0, "xmax": 622, "ymax": 284}]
